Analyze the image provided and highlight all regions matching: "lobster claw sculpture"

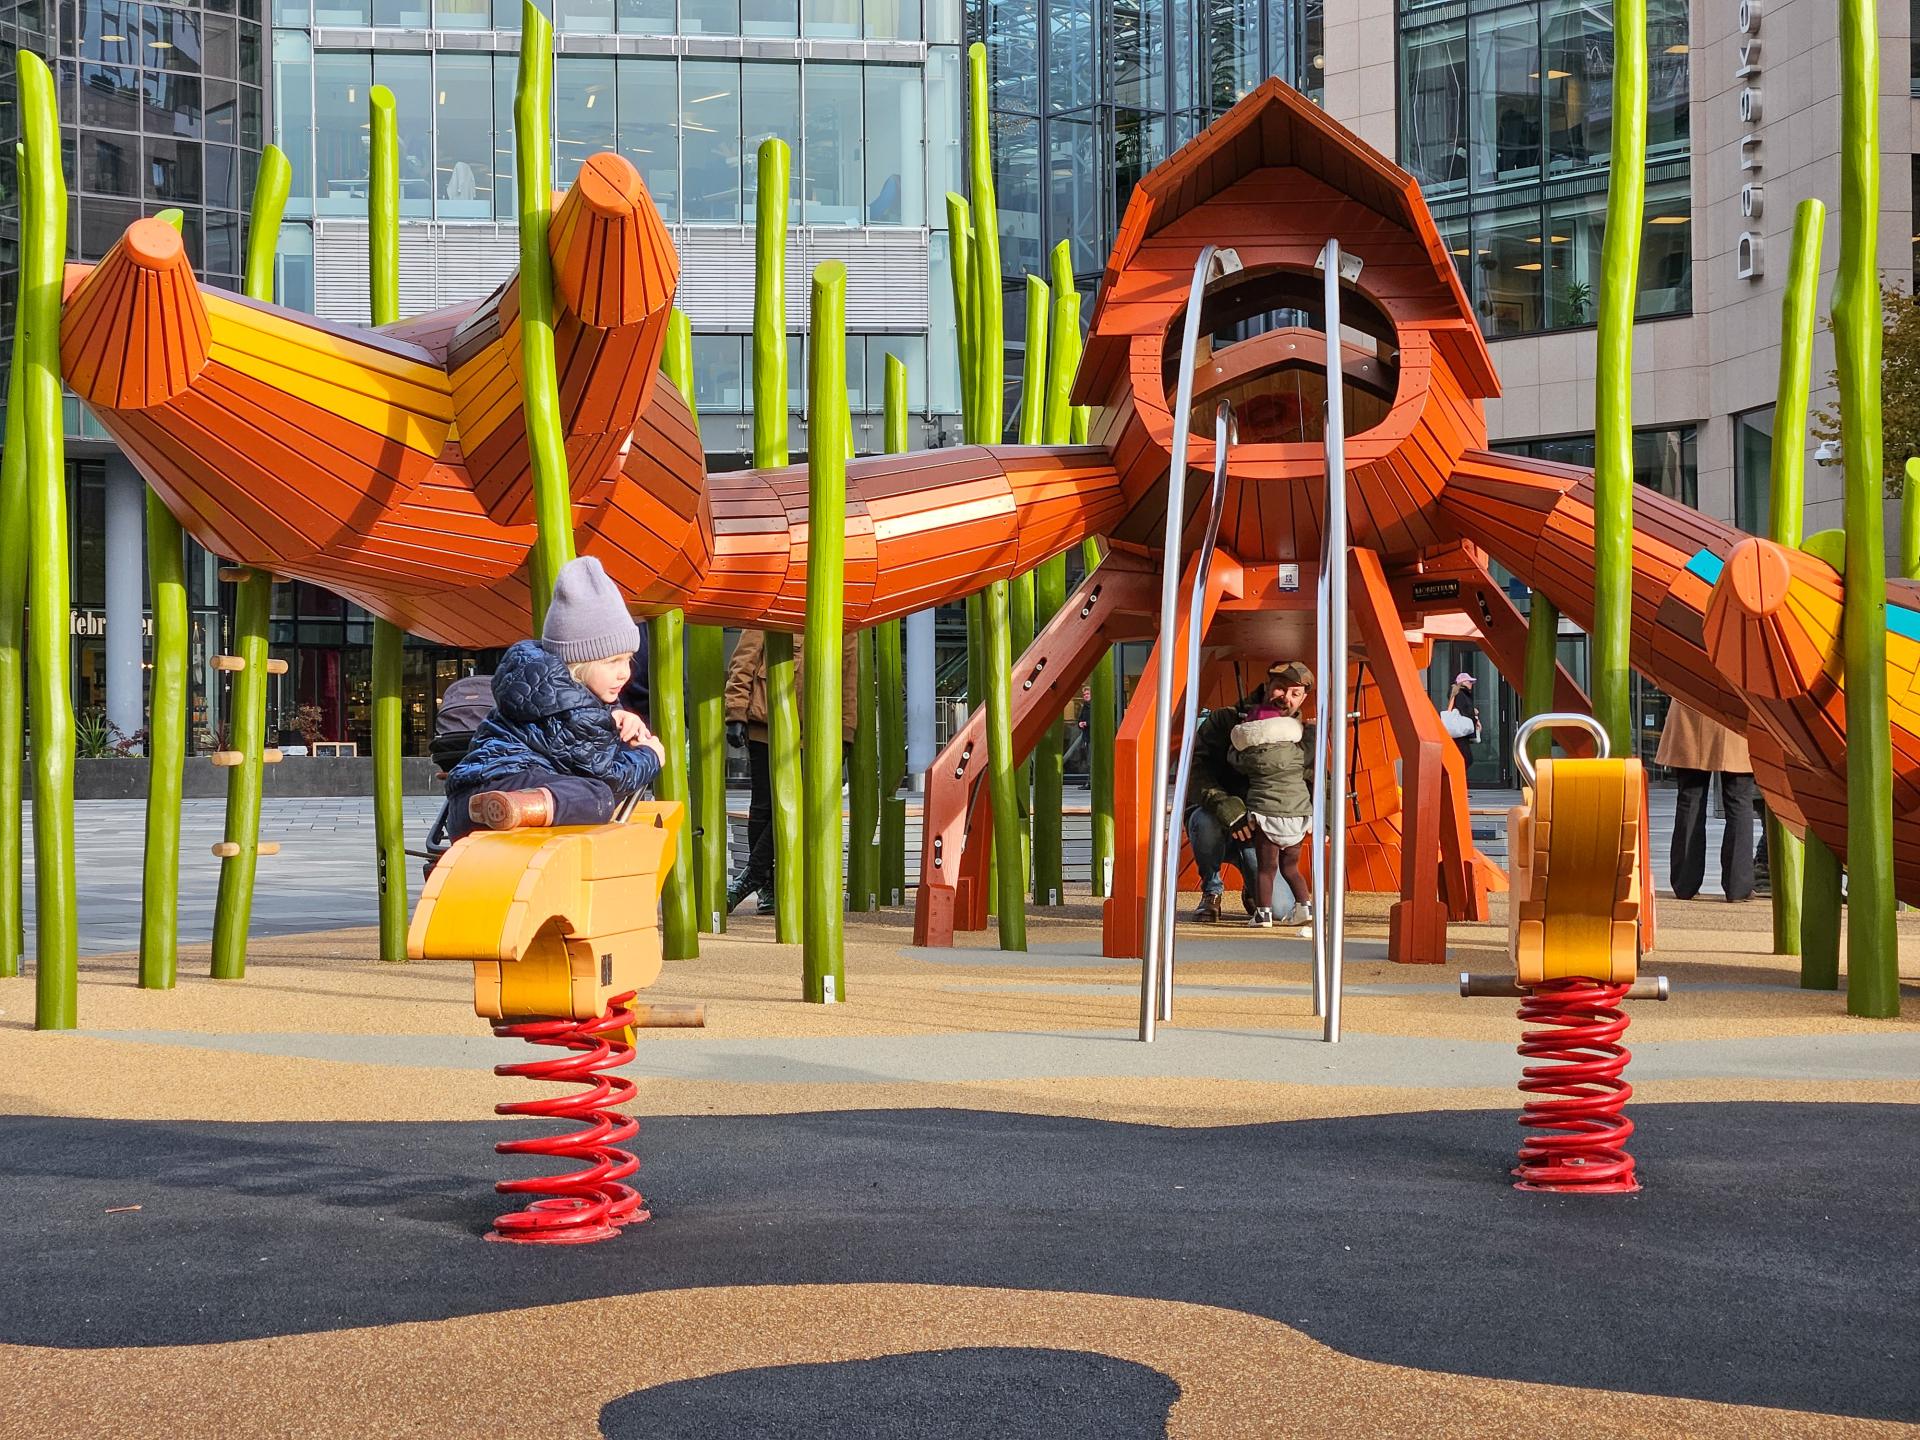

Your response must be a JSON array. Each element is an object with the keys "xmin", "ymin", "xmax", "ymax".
[{"xmin": 61, "ymin": 82, "xmax": 1920, "ymax": 965}]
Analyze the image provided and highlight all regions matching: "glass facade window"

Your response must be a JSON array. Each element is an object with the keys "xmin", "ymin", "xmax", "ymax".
[
  {"xmin": 1498, "ymin": 426, "xmax": 1698, "ymax": 508},
  {"xmin": 1734, "ymin": 406, "xmax": 1774, "ymax": 537},
  {"xmin": 1402, "ymin": 0, "xmax": 1691, "ymax": 339},
  {"xmin": 274, "ymin": 50, "xmax": 935, "ymax": 229}
]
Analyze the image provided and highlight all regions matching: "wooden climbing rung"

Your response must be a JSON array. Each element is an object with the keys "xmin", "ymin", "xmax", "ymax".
[
  {"xmin": 265, "ymin": 658, "xmax": 288, "ymax": 675},
  {"xmin": 212, "ymin": 655, "xmax": 245, "ymax": 672},
  {"xmin": 211, "ymin": 750, "xmax": 244, "ymax": 767},
  {"xmin": 212, "ymin": 841, "xmax": 281, "ymax": 857},
  {"xmin": 217, "ymin": 566, "xmax": 249, "ymax": 583},
  {"xmin": 263, "ymin": 747, "xmax": 283, "ymax": 763}
]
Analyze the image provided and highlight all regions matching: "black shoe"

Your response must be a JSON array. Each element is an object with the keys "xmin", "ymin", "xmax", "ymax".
[
  {"xmin": 756, "ymin": 888, "xmax": 777, "ymax": 916},
  {"xmin": 1241, "ymin": 885, "xmax": 1257, "ymax": 917},
  {"xmin": 725, "ymin": 875, "xmax": 754, "ymax": 914}
]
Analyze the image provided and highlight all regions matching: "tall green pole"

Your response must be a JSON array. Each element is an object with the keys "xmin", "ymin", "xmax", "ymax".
[
  {"xmin": 878, "ymin": 356, "xmax": 910, "ymax": 904},
  {"xmin": 1903, "ymin": 457, "xmax": 1920, "ymax": 581},
  {"xmin": 1834, "ymin": 0, "xmax": 1898, "ymax": 1018},
  {"xmin": 849, "ymin": 628, "xmax": 880, "ymax": 911},
  {"xmin": 1590, "ymin": 0, "xmax": 1645, "ymax": 753},
  {"xmin": 650, "ymin": 609, "xmax": 698, "ymax": 958},
  {"xmin": 968, "ymin": 41, "xmax": 1024, "ymax": 950},
  {"xmin": 140, "ymin": 485, "xmax": 187, "ymax": 987},
  {"xmin": 1045, "ymin": 244, "xmax": 1111, "ymax": 897},
  {"xmin": 365, "ymin": 89, "xmax": 409, "ymax": 964},
  {"xmin": 677, "ymin": 322, "xmax": 727, "ymax": 935},
  {"xmin": 1085, "ymin": 537, "xmax": 1116, "ymax": 896},
  {"xmin": 1521, "ymin": 596, "xmax": 1559, "ymax": 763},
  {"xmin": 209, "ymin": 146, "xmax": 289, "ymax": 982},
  {"xmin": 801, "ymin": 263, "xmax": 849, "ymax": 1000},
  {"xmin": 1768, "ymin": 199, "xmax": 1824, "ymax": 965},
  {"xmin": 752, "ymin": 139, "xmax": 803, "ymax": 942},
  {"xmin": 0, "ymin": 208, "xmax": 28, "ymax": 979},
  {"xmin": 947, "ymin": 195, "xmax": 988, "ymax": 735},
  {"xmin": 17, "ymin": 55, "xmax": 75, "ymax": 1026},
  {"xmin": 1021, "ymin": 273, "xmax": 1061, "ymax": 903},
  {"xmin": 135, "ymin": 206, "xmax": 192, "ymax": 989},
  {"xmin": 516, "ymin": 0, "xmax": 574, "ymax": 624},
  {"xmin": 650, "ymin": 311, "xmax": 700, "ymax": 960}
]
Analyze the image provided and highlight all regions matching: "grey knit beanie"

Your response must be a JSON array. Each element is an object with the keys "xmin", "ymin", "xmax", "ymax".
[{"xmin": 540, "ymin": 556, "xmax": 640, "ymax": 663}]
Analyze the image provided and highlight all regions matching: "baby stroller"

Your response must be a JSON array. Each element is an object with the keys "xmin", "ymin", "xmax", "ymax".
[{"xmin": 421, "ymin": 673, "xmax": 495, "ymax": 876}]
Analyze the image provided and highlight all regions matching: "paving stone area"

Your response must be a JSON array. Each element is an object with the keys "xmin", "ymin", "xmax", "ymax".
[{"xmin": 30, "ymin": 785, "xmax": 1736, "ymax": 954}]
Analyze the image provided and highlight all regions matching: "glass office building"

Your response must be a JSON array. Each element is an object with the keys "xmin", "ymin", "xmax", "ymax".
[
  {"xmin": 0, "ymin": 0, "xmax": 264, "ymax": 749},
  {"xmin": 1399, "ymin": 0, "xmax": 1691, "ymax": 340}
]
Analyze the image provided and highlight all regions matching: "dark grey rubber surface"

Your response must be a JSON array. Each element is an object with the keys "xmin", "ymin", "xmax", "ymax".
[
  {"xmin": 3, "ymin": 1104, "xmax": 1915, "ymax": 1419},
  {"xmin": 598, "ymin": 1348, "xmax": 1179, "ymax": 1439}
]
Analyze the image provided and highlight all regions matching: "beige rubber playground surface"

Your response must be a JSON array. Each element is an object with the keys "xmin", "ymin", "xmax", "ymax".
[{"xmin": 3, "ymin": 890, "xmax": 1918, "ymax": 1438}]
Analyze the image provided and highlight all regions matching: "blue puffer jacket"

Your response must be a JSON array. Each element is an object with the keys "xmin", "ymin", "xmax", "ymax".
[{"xmin": 447, "ymin": 641, "xmax": 658, "ymax": 813}]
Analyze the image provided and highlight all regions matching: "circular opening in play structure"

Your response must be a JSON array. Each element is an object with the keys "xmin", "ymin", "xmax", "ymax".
[{"xmin": 1165, "ymin": 265, "xmax": 1399, "ymax": 446}]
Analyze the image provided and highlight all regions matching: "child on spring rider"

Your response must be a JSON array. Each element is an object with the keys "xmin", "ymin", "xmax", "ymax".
[{"xmin": 447, "ymin": 556, "xmax": 665, "ymax": 836}]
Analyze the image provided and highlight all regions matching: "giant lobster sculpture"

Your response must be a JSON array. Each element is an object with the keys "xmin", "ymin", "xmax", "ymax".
[{"xmin": 60, "ymin": 81, "xmax": 1920, "ymax": 963}]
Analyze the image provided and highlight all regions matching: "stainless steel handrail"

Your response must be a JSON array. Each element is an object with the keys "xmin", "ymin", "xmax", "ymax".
[
  {"xmin": 1140, "ymin": 243, "xmax": 1238, "ymax": 1043},
  {"xmin": 1314, "ymin": 238, "xmax": 1353, "ymax": 1045},
  {"xmin": 1153, "ymin": 398, "xmax": 1236, "ymax": 1026}
]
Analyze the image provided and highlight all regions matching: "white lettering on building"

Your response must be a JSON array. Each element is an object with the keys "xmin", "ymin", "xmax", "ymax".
[{"xmin": 1735, "ymin": 0, "xmax": 1764, "ymax": 279}]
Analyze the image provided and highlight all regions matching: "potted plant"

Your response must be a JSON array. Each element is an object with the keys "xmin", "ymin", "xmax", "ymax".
[{"xmin": 281, "ymin": 703, "xmax": 325, "ymax": 756}]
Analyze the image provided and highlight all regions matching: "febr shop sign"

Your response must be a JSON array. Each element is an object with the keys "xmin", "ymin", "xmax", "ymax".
[{"xmin": 1735, "ymin": 0, "xmax": 1764, "ymax": 280}]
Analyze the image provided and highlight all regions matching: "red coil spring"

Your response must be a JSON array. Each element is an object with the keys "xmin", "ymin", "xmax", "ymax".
[
  {"xmin": 487, "ymin": 990, "xmax": 648, "ymax": 1244},
  {"xmin": 1512, "ymin": 978, "xmax": 1640, "ymax": 1194}
]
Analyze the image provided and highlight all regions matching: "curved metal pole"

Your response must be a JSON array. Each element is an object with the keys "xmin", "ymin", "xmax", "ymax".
[
  {"xmin": 1311, "ymin": 528, "xmax": 1330, "ymax": 1019},
  {"xmin": 1140, "ymin": 243, "xmax": 1217, "ymax": 1043},
  {"xmin": 1321, "ymin": 240, "xmax": 1350, "ymax": 1046},
  {"xmin": 1157, "ymin": 400, "xmax": 1236, "ymax": 1023}
]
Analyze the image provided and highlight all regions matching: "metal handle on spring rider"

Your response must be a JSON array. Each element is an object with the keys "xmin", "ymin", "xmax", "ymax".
[{"xmin": 1511, "ymin": 712, "xmax": 1610, "ymax": 787}]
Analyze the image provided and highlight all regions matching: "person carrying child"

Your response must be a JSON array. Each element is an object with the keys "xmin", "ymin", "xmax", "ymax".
[
  {"xmin": 447, "ymin": 556, "xmax": 666, "ymax": 837},
  {"xmin": 1228, "ymin": 660, "xmax": 1315, "ymax": 929}
]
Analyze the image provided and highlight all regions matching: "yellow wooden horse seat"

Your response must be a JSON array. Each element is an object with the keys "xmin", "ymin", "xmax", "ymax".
[
  {"xmin": 1507, "ymin": 757, "xmax": 1643, "ymax": 986},
  {"xmin": 406, "ymin": 801, "xmax": 683, "ymax": 1021}
]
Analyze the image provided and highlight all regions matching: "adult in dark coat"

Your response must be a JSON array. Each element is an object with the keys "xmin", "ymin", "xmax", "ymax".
[{"xmin": 1184, "ymin": 699, "xmax": 1260, "ymax": 923}]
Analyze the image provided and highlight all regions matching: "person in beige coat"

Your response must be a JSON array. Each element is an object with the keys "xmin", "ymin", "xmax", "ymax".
[
  {"xmin": 1653, "ymin": 700, "xmax": 1755, "ymax": 901},
  {"xmin": 722, "ymin": 630, "xmax": 859, "ymax": 914}
]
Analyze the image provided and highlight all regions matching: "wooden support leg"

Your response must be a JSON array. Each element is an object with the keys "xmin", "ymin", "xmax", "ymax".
[
  {"xmin": 913, "ymin": 556, "xmax": 1158, "ymax": 947},
  {"xmin": 1100, "ymin": 548, "xmax": 1244, "ymax": 960},
  {"xmin": 1349, "ymin": 547, "xmax": 1481, "ymax": 963}
]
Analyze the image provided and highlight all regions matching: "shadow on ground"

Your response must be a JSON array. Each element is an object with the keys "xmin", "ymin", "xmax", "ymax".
[{"xmin": 598, "ymin": 1348, "xmax": 1178, "ymax": 1440}]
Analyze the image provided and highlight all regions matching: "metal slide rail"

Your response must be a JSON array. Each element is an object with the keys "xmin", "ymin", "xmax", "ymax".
[
  {"xmin": 1148, "ymin": 400, "xmax": 1237, "ymax": 1030},
  {"xmin": 1311, "ymin": 239, "xmax": 1354, "ymax": 1044},
  {"xmin": 1139, "ymin": 243, "xmax": 1240, "ymax": 1043}
]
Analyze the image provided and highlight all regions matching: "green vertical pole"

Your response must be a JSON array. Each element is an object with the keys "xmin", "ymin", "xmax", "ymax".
[
  {"xmin": 516, "ymin": 1, "xmax": 574, "ymax": 625},
  {"xmin": 947, "ymin": 194, "xmax": 987, "ymax": 734},
  {"xmin": 210, "ymin": 573, "xmax": 270, "ymax": 980},
  {"xmin": 367, "ymin": 89, "xmax": 408, "ymax": 964},
  {"xmin": 687, "ymin": 623, "xmax": 727, "ymax": 930},
  {"xmin": 135, "ymin": 205, "xmax": 189, "ymax": 988},
  {"xmin": 1084, "ymin": 537, "xmax": 1116, "ymax": 895},
  {"xmin": 802, "ymin": 262, "xmax": 849, "ymax": 1001},
  {"xmin": 1834, "ymin": 0, "xmax": 1898, "ymax": 1017},
  {"xmin": 1769, "ymin": 199, "xmax": 1824, "ymax": 964},
  {"xmin": 1019, "ymin": 273, "xmax": 1055, "ymax": 901},
  {"xmin": 0, "ymin": 212, "xmax": 27, "ymax": 979},
  {"xmin": 650, "ymin": 609, "xmax": 698, "ymax": 958},
  {"xmin": 139, "ymin": 485, "xmax": 187, "ymax": 988},
  {"xmin": 1590, "ymin": 0, "xmax": 1645, "ymax": 754},
  {"xmin": 1903, "ymin": 457, "xmax": 1920, "ymax": 582},
  {"xmin": 753, "ymin": 139, "xmax": 804, "ymax": 942},
  {"xmin": 849, "ymin": 628, "xmax": 879, "ymax": 911},
  {"xmin": 208, "ymin": 146, "xmax": 289, "ymax": 982},
  {"xmin": 1521, "ymin": 595, "xmax": 1559, "ymax": 763},
  {"xmin": 671, "ymin": 321, "xmax": 726, "ymax": 936},
  {"xmin": 17, "ymin": 56, "xmax": 75, "ymax": 1026},
  {"xmin": 878, "ymin": 355, "xmax": 910, "ymax": 904},
  {"xmin": 652, "ymin": 310, "xmax": 701, "ymax": 960},
  {"xmin": 1802, "ymin": 838, "xmax": 1843, "ymax": 990},
  {"xmin": 968, "ymin": 41, "xmax": 1024, "ymax": 950}
]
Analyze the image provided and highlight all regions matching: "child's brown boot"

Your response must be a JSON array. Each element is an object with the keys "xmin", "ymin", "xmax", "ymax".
[{"xmin": 468, "ymin": 787, "xmax": 555, "ymax": 831}]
